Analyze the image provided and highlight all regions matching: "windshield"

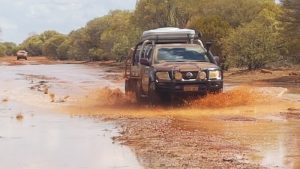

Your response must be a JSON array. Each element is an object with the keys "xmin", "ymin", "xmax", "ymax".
[{"xmin": 156, "ymin": 47, "xmax": 210, "ymax": 62}]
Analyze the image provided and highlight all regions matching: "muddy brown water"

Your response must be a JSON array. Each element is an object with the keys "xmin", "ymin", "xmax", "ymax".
[
  {"xmin": 0, "ymin": 64, "xmax": 141, "ymax": 169},
  {"xmin": 1, "ymin": 64, "xmax": 300, "ymax": 169},
  {"xmin": 175, "ymin": 113, "xmax": 300, "ymax": 169}
]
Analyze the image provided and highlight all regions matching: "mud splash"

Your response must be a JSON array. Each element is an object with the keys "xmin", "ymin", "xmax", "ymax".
[
  {"xmin": 55, "ymin": 75, "xmax": 300, "ymax": 169},
  {"xmin": 64, "ymin": 86, "xmax": 280, "ymax": 123},
  {"xmin": 82, "ymin": 87, "xmax": 136, "ymax": 107},
  {"xmin": 78, "ymin": 86, "xmax": 266, "ymax": 109},
  {"xmin": 186, "ymin": 87, "xmax": 265, "ymax": 108}
]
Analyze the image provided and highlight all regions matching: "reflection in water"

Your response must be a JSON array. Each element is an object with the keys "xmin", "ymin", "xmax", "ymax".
[
  {"xmin": 0, "ymin": 109, "xmax": 141, "ymax": 169},
  {"xmin": 174, "ymin": 103, "xmax": 300, "ymax": 169},
  {"xmin": 0, "ymin": 64, "xmax": 141, "ymax": 169},
  {"xmin": 222, "ymin": 120, "xmax": 300, "ymax": 169}
]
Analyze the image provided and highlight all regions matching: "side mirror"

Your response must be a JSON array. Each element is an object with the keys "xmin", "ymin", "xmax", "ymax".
[
  {"xmin": 214, "ymin": 56, "xmax": 220, "ymax": 65},
  {"xmin": 205, "ymin": 41, "xmax": 213, "ymax": 51},
  {"xmin": 140, "ymin": 58, "xmax": 150, "ymax": 66}
]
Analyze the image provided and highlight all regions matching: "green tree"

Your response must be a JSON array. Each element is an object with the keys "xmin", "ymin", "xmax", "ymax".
[
  {"xmin": 67, "ymin": 10, "xmax": 139, "ymax": 61},
  {"xmin": 67, "ymin": 28, "xmax": 90, "ymax": 60},
  {"xmin": 0, "ymin": 42, "xmax": 18, "ymax": 56},
  {"xmin": 222, "ymin": 6, "xmax": 283, "ymax": 70},
  {"xmin": 88, "ymin": 48, "xmax": 105, "ymax": 61},
  {"xmin": 21, "ymin": 30, "xmax": 62, "ymax": 56},
  {"xmin": 100, "ymin": 10, "xmax": 139, "ymax": 60},
  {"xmin": 0, "ymin": 44, "xmax": 6, "ymax": 57},
  {"xmin": 40, "ymin": 31, "xmax": 62, "ymax": 42},
  {"xmin": 20, "ymin": 35, "xmax": 43, "ymax": 56},
  {"xmin": 57, "ymin": 39, "xmax": 71, "ymax": 60},
  {"xmin": 188, "ymin": 15, "xmax": 231, "ymax": 57},
  {"xmin": 42, "ymin": 34, "xmax": 67, "ymax": 59},
  {"xmin": 133, "ymin": 0, "xmax": 194, "ymax": 30},
  {"xmin": 282, "ymin": 0, "xmax": 300, "ymax": 63},
  {"xmin": 197, "ymin": 0, "xmax": 274, "ymax": 28}
]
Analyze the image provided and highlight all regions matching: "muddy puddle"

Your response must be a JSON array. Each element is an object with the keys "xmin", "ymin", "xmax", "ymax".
[
  {"xmin": 1, "ymin": 63, "xmax": 300, "ymax": 169},
  {"xmin": 0, "ymin": 64, "xmax": 141, "ymax": 169},
  {"xmin": 173, "ymin": 89, "xmax": 300, "ymax": 169},
  {"xmin": 68, "ymin": 85, "xmax": 300, "ymax": 168}
]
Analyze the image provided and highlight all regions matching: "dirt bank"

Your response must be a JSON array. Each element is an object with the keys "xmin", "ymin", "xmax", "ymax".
[
  {"xmin": 224, "ymin": 68, "xmax": 300, "ymax": 87},
  {"xmin": 0, "ymin": 56, "xmax": 89, "ymax": 65}
]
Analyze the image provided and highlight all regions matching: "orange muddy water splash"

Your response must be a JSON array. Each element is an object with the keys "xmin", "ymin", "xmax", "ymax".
[
  {"xmin": 186, "ymin": 86, "xmax": 266, "ymax": 108},
  {"xmin": 80, "ymin": 86, "xmax": 269, "ymax": 109},
  {"xmin": 65, "ymin": 86, "xmax": 296, "ymax": 121},
  {"xmin": 77, "ymin": 86, "xmax": 267, "ymax": 111}
]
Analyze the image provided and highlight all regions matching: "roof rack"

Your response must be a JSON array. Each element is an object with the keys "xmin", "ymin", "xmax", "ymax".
[
  {"xmin": 140, "ymin": 27, "xmax": 198, "ymax": 43},
  {"xmin": 136, "ymin": 28, "xmax": 205, "ymax": 62}
]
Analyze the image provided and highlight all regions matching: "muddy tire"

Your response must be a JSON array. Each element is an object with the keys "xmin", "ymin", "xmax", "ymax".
[
  {"xmin": 135, "ymin": 80, "xmax": 143, "ymax": 103},
  {"xmin": 125, "ymin": 79, "xmax": 130, "ymax": 94},
  {"xmin": 148, "ymin": 81, "xmax": 161, "ymax": 105},
  {"xmin": 210, "ymin": 88, "xmax": 223, "ymax": 94}
]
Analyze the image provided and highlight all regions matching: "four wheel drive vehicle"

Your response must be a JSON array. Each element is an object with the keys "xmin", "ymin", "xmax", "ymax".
[
  {"xmin": 16, "ymin": 50, "xmax": 28, "ymax": 60},
  {"xmin": 124, "ymin": 27, "xmax": 223, "ymax": 104}
]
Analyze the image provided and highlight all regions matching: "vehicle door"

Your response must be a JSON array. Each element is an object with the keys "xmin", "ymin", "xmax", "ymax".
[
  {"xmin": 140, "ymin": 45, "xmax": 153, "ymax": 93},
  {"xmin": 130, "ymin": 46, "xmax": 141, "ymax": 78}
]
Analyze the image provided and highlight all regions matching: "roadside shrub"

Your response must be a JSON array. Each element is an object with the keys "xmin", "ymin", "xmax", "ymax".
[
  {"xmin": 222, "ymin": 7, "xmax": 282, "ymax": 70},
  {"xmin": 0, "ymin": 44, "xmax": 6, "ymax": 57}
]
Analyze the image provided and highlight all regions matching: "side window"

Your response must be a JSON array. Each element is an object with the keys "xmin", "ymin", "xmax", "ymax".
[
  {"xmin": 144, "ymin": 45, "xmax": 153, "ymax": 60},
  {"xmin": 134, "ymin": 44, "xmax": 153, "ymax": 64}
]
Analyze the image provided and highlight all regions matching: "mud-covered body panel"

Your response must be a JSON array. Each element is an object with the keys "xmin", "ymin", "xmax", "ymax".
[
  {"xmin": 125, "ymin": 30, "xmax": 223, "ymax": 99},
  {"xmin": 152, "ymin": 62, "xmax": 219, "ymax": 72}
]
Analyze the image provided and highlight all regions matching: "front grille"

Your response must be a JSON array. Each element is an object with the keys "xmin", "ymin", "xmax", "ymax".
[{"xmin": 181, "ymin": 71, "xmax": 198, "ymax": 80}]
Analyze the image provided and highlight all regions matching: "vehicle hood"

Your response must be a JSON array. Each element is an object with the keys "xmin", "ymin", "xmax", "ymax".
[{"xmin": 153, "ymin": 62, "xmax": 219, "ymax": 72}]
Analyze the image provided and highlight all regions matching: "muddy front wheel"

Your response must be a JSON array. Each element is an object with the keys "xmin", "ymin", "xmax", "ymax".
[
  {"xmin": 210, "ymin": 88, "xmax": 223, "ymax": 94},
  {"xmin": 125, "ymin": 79, "xmax": 131, "ymax": 94},
  {"xmin": 148, "ymin": 82, "xmax": 161, "ymax": 105},
  {"xmin": 134, "ymin": 80, "xmax": 143, "ymax": 103}
]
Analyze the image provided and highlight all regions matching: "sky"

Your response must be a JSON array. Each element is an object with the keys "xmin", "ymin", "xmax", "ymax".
[{"xmin": 0, "ymin": 0, "xmax": 137, "ymax": 44}]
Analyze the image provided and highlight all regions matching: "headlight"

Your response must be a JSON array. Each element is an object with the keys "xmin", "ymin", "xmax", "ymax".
[
  {"xmin": 156, "ymin": 72, "xmax": 171, "ymax": 81},
  {"xmin": 198, "ymin": 71, "xmax": 207, "ymax": 80},
  {"xmin": 174, "ymin": 72, "xmax": 182, "ymax": 80},
  {"xmin": 209, "ymin": 70, "xmax": 221, "ymax": 80}
]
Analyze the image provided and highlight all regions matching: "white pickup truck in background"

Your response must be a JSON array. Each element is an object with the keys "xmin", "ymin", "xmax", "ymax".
[{"xmin": 16, "ymin": 50, "xmax": 28, "ymax": 60}]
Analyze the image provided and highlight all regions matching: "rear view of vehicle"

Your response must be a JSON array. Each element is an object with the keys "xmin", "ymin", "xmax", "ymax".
[
  {"xmin": 16, "ymin": 50, "xmax": 28, "ymax": 60},
  {"xmin": 125, "ymin": 27, "xmax": 223, "ymax": 104}
]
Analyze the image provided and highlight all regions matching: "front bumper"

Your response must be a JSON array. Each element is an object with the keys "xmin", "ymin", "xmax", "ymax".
[{"xmin": 155, "ymin": 80, "xmax": 223, "ymax": 94}]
